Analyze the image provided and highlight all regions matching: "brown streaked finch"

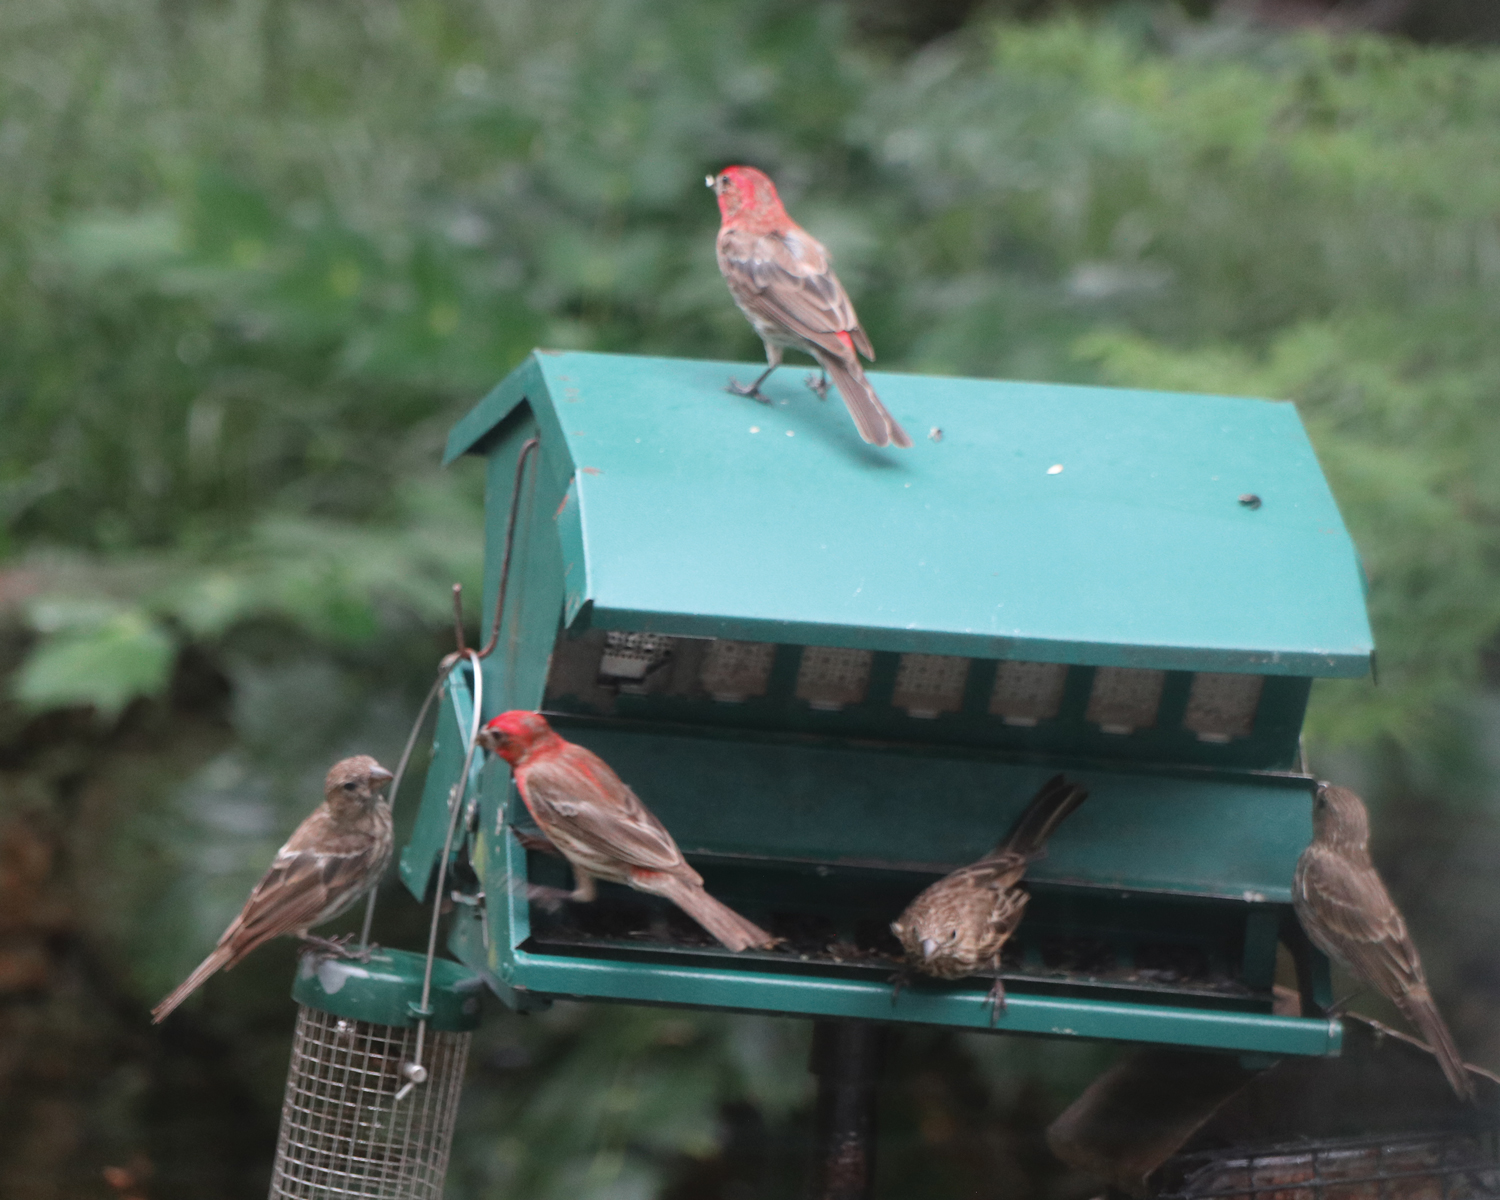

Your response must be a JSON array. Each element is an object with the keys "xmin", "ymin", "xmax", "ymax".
[
  {"xmin": 891, "ymin": 774, "xmax": 1088, "ymax": 1020},
  {"xmin": 1294, "ymin": 782, "xmax": 1475, "ymax": 1101},
  {"xmin": 479, "ymin": 710, "xmax": 775, "ymax": 952},
  {"xmin": 151, "ymin": 755, "xmax": 394, "ymax": 1023},
  {"xmin": 709, "ymin": 165, "xmax": 914, "ymax": 450}
]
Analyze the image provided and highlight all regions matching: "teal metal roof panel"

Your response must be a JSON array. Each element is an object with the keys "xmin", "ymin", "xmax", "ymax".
[{"xmin": 449, "ymin": 351, "xmax": 1373, "ymax": 677}]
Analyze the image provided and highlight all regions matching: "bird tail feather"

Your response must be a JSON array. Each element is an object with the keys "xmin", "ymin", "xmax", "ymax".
[
  {"xmin": 151, "ymin": 945, "xmax": 235, "ymax": 1024},
  {"xmin": 643, "ymin": 873, "xmax": 775, "ymax": 952},
  {"xmin": 1398, "ymin": 987, "xmax": 1476, "ymax": 1102},
  {"xmin": 995, "ymin": 775, "xmax": 1089, "ymax": 860},
  {"xmin": 817, "ymin": 353, "xmax": 914, "ymax": 449}
]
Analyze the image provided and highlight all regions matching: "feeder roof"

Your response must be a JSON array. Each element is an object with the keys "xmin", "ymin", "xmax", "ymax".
[{"xmin": 447, "ymin": 351, "xmax": 1373, "ymax": 677}]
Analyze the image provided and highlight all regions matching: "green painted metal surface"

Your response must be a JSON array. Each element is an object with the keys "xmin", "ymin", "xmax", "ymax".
[
  {"xmin": 440, "ymin": 808, "xmax": 1343, "ymax": 1056},
  {"xmin": 448, "ymin": 350, "xmax": 1373, "ymax": 678},
  {"xmin": 291, "ymin": 948, "xmax": 483, "ymax": 1031},
  {"xmin": 407, "ymin": 350, "xmax": 1368, "ymax": 1056},
  {"xmin": 450, "ymin": 909, "xmax": 1339, "ymax": 1055},
  {"xmin": 399, "ymin": 663, "xmax": 482, "ymax": 902},
  {"xmin": 544, "ymin": 721, "xmax": 1313, "ymax": 903}
]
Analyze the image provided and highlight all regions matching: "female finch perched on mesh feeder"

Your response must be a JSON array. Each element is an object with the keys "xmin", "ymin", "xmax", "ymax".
[
  {"xmin": 151, "ymin": 755, "xmax": 395, "ymax": 1023},
  {"xmin": 479, "ymin": 710, "xmax": 775, "ymax": 952},
  {"xmin": 709, "ymin": 165, "xmax": 913, "ymax": 449}
]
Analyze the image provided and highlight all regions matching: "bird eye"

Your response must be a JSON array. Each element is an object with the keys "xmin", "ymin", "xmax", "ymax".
[{"xmin": 342, "ymin": 781, "xmax": 359, "ymax": 792}]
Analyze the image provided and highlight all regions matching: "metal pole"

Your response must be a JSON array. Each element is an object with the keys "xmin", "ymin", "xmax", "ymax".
[{"xmin": 808, "ymin": 1020, "xmax": 887, "ymax": 1200}]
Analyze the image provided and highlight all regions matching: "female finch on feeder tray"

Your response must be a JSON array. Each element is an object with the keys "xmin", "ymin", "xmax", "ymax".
[
  {"xmin": 891, "ymin": 774, "xmax": 1088, "ymax": 1021},
  {"xmin": 709, "ymin": 165, "xmax": 913, "ymax": 449},
  {"xmin": 478, "ymin": 711, "xmax": 775, "ymax": 953},
  {"xmin": 1294, "ymin": 783, "xmax": 1476, "ymax": 1102},
  {"xmin": 151, "ymin": 755, "xmax": 395, "ymax": 1023}
]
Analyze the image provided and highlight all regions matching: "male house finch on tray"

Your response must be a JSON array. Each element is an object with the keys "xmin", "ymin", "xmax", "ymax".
[
  {"xmin": 1294, "ymin": 782, "xmax": 1476, "ymax": 1101},
  {"xmin": 709, "ymin": 165, "xmax": 914, "ymax": 449},
  {"xmin": 151, "ymin": 755, "xmax": 394, "ymax": 1023},
  {"xmin": 891, "ymin": 774, "xmax": 1088, "ymax": 1020},
  {"xmin": 479, "ymin": 711, "xmax": 775, "ymax": 952}
]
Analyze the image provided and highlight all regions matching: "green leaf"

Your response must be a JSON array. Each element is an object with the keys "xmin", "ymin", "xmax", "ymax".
[{"xmin": 14, "ymin": 608, "xmax": 176, "ymax": 718}]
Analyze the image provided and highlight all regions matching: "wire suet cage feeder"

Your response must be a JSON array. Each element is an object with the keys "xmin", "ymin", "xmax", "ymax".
[{"xmin": 268, "ymin": 950, "xmax": 481, "ymax": 1199}]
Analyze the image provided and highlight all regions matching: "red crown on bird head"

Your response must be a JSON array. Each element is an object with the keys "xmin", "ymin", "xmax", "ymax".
[
  {"xmin": 708, "ymin": 165, "xmax": 783, "ymax": 224},
  {"xmin": 479, "ymin": 710, "xmax": 557, "ymax": 764}
]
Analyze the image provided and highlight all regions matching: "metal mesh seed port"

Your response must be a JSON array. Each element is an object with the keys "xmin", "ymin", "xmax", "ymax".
[
  {"xmin": 795, "ymin": 646, "xmax": 873, "ymax": 711},
  {"xmin": 269, "ymin": 1004, "xmax": 470, "ymax": 1199},
  {"xmin": 892, "ymin": 653, "xmax": 969, "ymax": 718},
  {"xmin": 990, "ymin": 660, "xmax": 1068, "ymax": 726},
  {"xmin": 1160, "ymin": 1129, "xmax": 1500, "ymax": 1200}
]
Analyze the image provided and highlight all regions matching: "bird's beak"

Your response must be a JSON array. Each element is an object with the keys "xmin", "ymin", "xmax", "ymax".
[
  {"xmin": 369, "ymin": 763, "xmax": 394, "ymax": 783},
  {"xmin": 705, "ymin": 174, "xmax": 715, "ymax": 189},
  {"xmin": 920, "ymin": 938, "xmax": 939, "ymax": 962}
]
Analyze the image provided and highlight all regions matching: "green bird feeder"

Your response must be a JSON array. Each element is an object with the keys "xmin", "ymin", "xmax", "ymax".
[
  {"xmin": 402, "ymin": 349, "xmax": 1373, "ymax": 1059},
  {"xmin": 268, "ymin": 948, "xmax": 483, "ymax": 1199}
]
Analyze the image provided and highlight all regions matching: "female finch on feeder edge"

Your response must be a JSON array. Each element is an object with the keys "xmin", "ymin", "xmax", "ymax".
[
  {"xmin": 709, "ymin": 165, "xmax": 914, "ymax": 449},
  {"xmin": 891, "ymin": 774, "xmax": 1088, "ymax": 1022},
  {"xmin": 151, "ymin": 755, "xmax": 395, "ymax": 1024},
  {"xmin": 1294, "ymin": 782, "xmax": 1476, "ymax": 1102},
  {"xmin": 478, "ymin": 710, "xmax": 775, "ymax": 953}
]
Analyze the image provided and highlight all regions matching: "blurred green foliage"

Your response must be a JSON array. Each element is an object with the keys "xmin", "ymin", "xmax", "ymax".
[{"xmin": 6, "ymin": 1, "xmax": 1500, "ymax": 1198}]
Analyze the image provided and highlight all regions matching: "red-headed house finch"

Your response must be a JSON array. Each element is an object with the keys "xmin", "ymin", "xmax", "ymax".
[
  {"xmin": 151, "ymin": 755, "xmax": 394, "ymax": 1023},
  {"xmin": 709, "ymin": 165, "xmax": 914, "ymax": 450},
  {"xmin": 478, "ymin": 711, "xmax": 775, "ymax": 952},
  {"xmin": 891, "ymin": 774, "xmax": 1088, "ymax": 1020},
  {"xmin": 1294, "ymin": 783, "xmax": 1476, "ymax": 1102}
]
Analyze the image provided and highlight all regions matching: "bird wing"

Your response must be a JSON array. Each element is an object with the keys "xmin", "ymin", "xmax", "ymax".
[
  {"xmin": 988, "ymin": 885, "xmax": 1030, "ymax": 944},
  {"xmin": 519, "ymin": 746, "xmax": 687, "ymax": 875},
  {"xmin": 717, "ymin": 225, "xmax": 874, "ymax": 361},
  {"xmin": 215, "ymin": 847, "xmax": 367, "ymax": 966},
  {"xmin": 1297, "ymin": 845, "xmax": 1426, "ymax": 995},
  {"xmin": 942, "ymin": 854, "xmax": 1031, "ymax": 895}
]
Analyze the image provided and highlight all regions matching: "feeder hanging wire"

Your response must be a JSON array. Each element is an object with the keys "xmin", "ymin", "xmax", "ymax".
[{"xmin": 350, "ymin": 435, "xmax": 540, "ymax": 1101}]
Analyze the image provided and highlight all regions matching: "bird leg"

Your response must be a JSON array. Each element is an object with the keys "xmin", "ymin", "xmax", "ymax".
[
  {"xmin": 888, "ymin": 967, "xmax": 912, "ymax": 1008},
  {"xmin": 1327, "ymin": 984, "xmax": 1370, "ymax": 1017},
  {"xmin": 299, "ymin": 932, "xmax": 372, "ymax": 962},
  {"xmin": 510, "ymin": 828, "xmax": 562, "ymax": 857},
  {"xmin": 570, "ymin": 870, "xmax": 598, "ymax": 903},
  {"xmin": 726, "ymin": 364, "xmax": 777, "ymax": 405},
  {"xmin": 805, "ymin": 370, "xmax": 830, "ymax": 400},
  {"xmin": 519, "ymin": 883, "xmax": 572, "ymax": 913},
  {"xmin": 985, "ymin": 975, "xmax": 1008, "ymax": 1026}
]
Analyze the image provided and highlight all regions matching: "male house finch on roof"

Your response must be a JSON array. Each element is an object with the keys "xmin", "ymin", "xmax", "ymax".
[
  {"xmin": 709, "ymin": 165, "xmax": 913, "ymax": 449},
  {"xmin": 151, "ymin": 755, "xmax": 394, "ymax": 1023},
  {"xmin": 1294, "ymin": 782, "xmax": 1475, "ymax": 1101},
  {"xmin": 892, "ymin": 774, "xmax": 1088, "ymax": 1020},
  {"xmin": 479, "ymin": 711, "xmax": 774, "ymax": 952}
]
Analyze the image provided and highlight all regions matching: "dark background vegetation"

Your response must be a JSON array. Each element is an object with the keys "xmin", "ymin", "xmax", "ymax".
[{"xmin": 5, "ymin": 0, "xmax": 1500, "ymax": 1196}]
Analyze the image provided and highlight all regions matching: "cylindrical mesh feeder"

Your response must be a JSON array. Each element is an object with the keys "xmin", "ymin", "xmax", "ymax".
[{"xmin": 269, "ymin": 948, "xmax": 482, "ymax": 1199}]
